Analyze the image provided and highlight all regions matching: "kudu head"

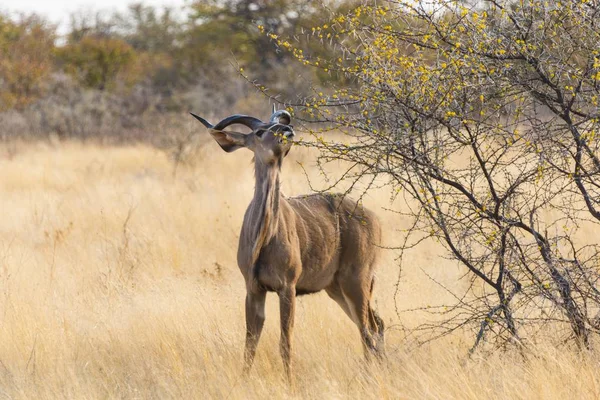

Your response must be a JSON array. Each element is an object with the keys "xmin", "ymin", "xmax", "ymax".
[{"xmin": 190, "ymin": 106, "xmax": 294, "ymax": 165}]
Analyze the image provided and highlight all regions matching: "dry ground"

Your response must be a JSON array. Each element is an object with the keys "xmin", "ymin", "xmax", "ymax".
[{"xmin": 0, "ymin": 138, "xmax": 599, "ymax": 399}]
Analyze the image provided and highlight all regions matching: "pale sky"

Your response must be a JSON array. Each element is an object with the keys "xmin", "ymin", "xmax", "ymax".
[{"xmin": 0, "ymin": 0, "xmax": 187, "ymax": 33}]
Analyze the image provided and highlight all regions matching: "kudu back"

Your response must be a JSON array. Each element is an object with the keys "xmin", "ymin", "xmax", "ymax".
[{"xmin": 191, "ymin": 108, "xmax": 384, "ymax": 381}]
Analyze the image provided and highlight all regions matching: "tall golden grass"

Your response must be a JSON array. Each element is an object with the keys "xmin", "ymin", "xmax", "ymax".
[{"xmin": 0, "ymin": 139, "xmax": 598, "ymax": 399}]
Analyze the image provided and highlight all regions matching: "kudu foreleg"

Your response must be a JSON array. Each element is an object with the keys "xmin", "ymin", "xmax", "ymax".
[
  {"xmin": 244, "ymin": 290, "xmax": 266, "ymax": 373},
  {"xmin": 278, "ymin": 286, "xmax": 296, "ymax": 383}
]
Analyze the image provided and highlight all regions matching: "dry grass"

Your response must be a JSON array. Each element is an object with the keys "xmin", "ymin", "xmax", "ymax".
[{"xmin": 0, "ymin": 139, "xmax": 599, "ymax": 399}]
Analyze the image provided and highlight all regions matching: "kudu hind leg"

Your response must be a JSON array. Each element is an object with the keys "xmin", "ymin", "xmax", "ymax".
[
  {"xmin": 369, "ymin": 307, "xmax": 385, "ymax": 358},
  {"xmin": 339, "ymin": 277, "xmax": 381, "ymax": 359},
  {"xmin": 326, "ymin": 282, "xmax": 357, "ymax": 323},
  {"xmin": 368, "ymin": 277, "xmax": 385, "ymax": 357},
  {"xmin": 244, "ymin": 290, "xmax": 266, "ymax": 373}
]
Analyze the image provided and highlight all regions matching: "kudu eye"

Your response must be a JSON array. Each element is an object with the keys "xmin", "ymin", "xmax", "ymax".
[{"xmin": 255, "ymin": 129, "xmax": 266, "ymax": 138}]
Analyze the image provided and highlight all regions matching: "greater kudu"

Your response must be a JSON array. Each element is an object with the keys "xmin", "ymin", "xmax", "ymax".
[{"xmin": 191, "ymin": 108, "xmax": 384, "ymax": 381}]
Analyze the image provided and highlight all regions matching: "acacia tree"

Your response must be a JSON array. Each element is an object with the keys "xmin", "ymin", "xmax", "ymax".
[{"xmin": 266, "ymin": 0, "xmax": 600, "ymax": 349}]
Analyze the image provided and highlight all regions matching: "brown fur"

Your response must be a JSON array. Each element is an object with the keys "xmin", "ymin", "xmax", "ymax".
[{"xmin": 193, "ymin": 111, "xmax": 384, "ymax": 383}]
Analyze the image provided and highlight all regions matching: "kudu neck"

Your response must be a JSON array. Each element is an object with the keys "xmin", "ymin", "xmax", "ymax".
[
  {"xmin": 247, "ymin": 157, "xmax": 283, "ymax": 266},
  {"xmin": 253, "ymin": 157, "xmax": 282, "ymax": 209}
]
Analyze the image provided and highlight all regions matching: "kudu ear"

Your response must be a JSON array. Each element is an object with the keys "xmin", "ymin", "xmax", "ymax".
[
  {"xmin": 190, "ymin": 112, "xmax": 250, "ymax": 153},
  {"xmin": 208, "ymin": 129, "xmax": 249, "ymax": 153}
]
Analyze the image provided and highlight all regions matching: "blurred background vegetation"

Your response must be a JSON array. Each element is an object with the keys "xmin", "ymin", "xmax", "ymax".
[{"xmin": 0, "ymin": 0, "xmax": 354, "ymax": 144}]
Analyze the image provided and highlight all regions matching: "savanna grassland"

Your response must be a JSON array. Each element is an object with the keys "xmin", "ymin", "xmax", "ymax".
[{"xmin": 0, "ymin": 137, "xmax": 599, "ymax": 399}]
